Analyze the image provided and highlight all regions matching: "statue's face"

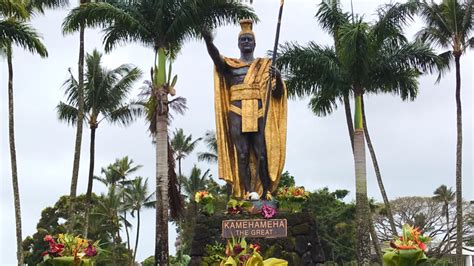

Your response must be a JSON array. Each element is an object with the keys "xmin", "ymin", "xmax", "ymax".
[{"xmin": 238, "ymin": 33, "xmax": 256, "ymax": 54}]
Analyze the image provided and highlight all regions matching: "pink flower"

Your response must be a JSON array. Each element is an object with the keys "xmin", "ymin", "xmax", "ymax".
[
  {"xmin": 44, "ymin": 235, "xmax": 54, "ymax": 243},
  {"xmin": 261, "ymin": 204, "xmax": 277, "ymax": 219},
  {"xmin": 84, "ymin": 243, "xmax": 97, "ymax": 257}
]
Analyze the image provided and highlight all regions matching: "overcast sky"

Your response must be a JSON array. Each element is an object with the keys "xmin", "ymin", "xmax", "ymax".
[{"xmin": 1, "ymin": 0, "xmax": 472, "ymax": 264}]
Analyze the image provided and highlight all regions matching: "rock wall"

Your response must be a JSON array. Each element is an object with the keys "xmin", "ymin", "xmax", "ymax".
[{"xmin": 189, "ymin": 211, "xmax": 325, "ymax": 266}]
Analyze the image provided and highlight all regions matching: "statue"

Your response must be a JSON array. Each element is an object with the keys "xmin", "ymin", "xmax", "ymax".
[{"xmin": 203, "ymin": 19, "xmax": 287, "ymax": 200}]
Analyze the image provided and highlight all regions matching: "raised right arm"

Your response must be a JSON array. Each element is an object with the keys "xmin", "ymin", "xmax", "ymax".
[{"xmin": 202, "ymin": 31, "xmax": 228, "ymax": 75}]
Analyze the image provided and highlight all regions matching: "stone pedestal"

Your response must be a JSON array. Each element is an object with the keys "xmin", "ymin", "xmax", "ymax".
[{"xmin": 189, "ymin": 211, "xmax": 325, "ymax": 266}]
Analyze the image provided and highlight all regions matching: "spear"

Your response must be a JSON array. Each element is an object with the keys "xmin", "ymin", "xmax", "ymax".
[{"xmin": 263, "ymin": 0, "xmax": 285, "ymax": 130}]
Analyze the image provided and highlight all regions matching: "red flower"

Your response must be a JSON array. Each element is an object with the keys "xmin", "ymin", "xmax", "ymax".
[
  {"xmin": 250, "ymin": 243, "xmax": 260, "ymax": 252},
  {"xmin": 233, "ymin": 244, "xmax": 244, "ymax": 255},
  {"xmin": 418, "ymin": 242, "xmax": 426, "ymax": 251}
]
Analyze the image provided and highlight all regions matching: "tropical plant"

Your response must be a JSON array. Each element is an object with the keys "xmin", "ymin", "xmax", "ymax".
[
  {"xmin": 432, "ymin": 184, "xmax": 455, "ymax": 251},
  {"xmin": 415, "ymin": 0, "xmax": 474, "ymax": 262},
  {"xmin": 197, "ymin": 130, "xmax": 218, "ymax": 164},
  {"xmin": 277, "ymin": 1, "xmax": 440, "ymax": 263},
  {"xmin": 171, "ymin": 128, "xmax": 201, "ymax": 179},
  {"xmin": 94, "ymin": 156, "xmax": 142, "ymax": 251},
  {"xmin": 382, "ymin": 224, "xmax": 431, "ymax": 266},
  {"xmin": 1, "ymin": 0, "xmax": 54, "ymax": 264},
  {"xmin": 123, "ymin": 177, "xmax": 155, "ymax": 263},
  {"xmin": 57, "ymin": 49, "xmax": 142, "ymax": 237},
  {"xmin": 62, "ymin": 1, "xmax": 257, "ymax": 263},
  {"xmin": 373, "ymin": 196, "xmax": 474, "ymax": 258}
]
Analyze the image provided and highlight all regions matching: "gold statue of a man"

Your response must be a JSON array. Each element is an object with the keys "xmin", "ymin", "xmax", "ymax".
[{"xmin": 203, "ymin": 19, "xmax": 287, "ymax": 199}]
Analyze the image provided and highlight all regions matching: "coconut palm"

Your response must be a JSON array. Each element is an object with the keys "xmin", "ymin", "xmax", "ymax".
[
  {"xmin": 62, "ymin": 1, "xmax": 257, "ymax": 263},
  {"xmin": 197, "ymin": 130, "xmax": 218, "ymax": 164},
  {"xmin": 57, "ymin": 49, "xmax": 142, "ymax": 236},
  {"xmin": 95, "ymin": 156, "xmax": 142, "ymax": 189},
  {"xmin": 123, "ymin": 177, "xmax": 155, "ymax": 263},
  {"xmin": 277, "ymin": 2, "xmax": 439, "ymax": 263},
  {"xmin": 95, "ymin": 156, "xmax": 142, "ymax": 250},
  {"xmin": 171, "ymin": 128, "xmax": 201, "ymax": 180},
  {"xmin": 415, "ymin": 0, "xmax": 473, "ymax": 261},
  {"xmin": 433, "ymin": 184, "xmax": 455, "ymax": 251}
]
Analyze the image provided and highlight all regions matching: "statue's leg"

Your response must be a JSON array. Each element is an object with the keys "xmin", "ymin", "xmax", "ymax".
[
  {"xmin": 228, "ymin": 112, "xmax": 252, "ymax": 195},
  {"xmin": 252, "ymin": 117, "xmax": 271, "ymax": 199}
]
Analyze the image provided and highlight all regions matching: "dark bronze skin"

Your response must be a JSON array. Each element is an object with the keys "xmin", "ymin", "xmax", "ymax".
[{"xmin": 203, "ymin": 30, "xmax": 283, "ymax": 199}]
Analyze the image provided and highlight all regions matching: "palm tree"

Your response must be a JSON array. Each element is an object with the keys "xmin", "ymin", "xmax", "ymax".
[
  {"xmin": 95, "ymin": 157, "xmax": 142, "ymax": 189},
  {"xmin": 123, "ymin": 177, "xmax": 155, "ymax": 263},
  {"xmin": 277, "ymin": 2, "xmax": 439, "ymax": 263},
  {"xmin": 416, "ymin": 0, "xmax": 473, "ymax": 261},
  {"xmin": 181, "ymin": 165, "xmax": 211, "ymax": 214},
  {"xmin": 61, "ymin": 0, "xmax": 90, "ymax": 229},
  {"xmin": 95, "ymin": 156, "xmax": 142, "ymax": 250},
  {"xmin": 171, "ymin": 128, "xmax": 201, "ymax": 180},
  {"xmin": 1, "ymin": 1, "xmax": 54, "ymax": 264},
  {"xmin": 197, "ymin": 130, "xmax": 218, "ymax": 164},
  {"xmin": 62, "ymin": 1, "xmax": 257, "ymax": 263},
  {"xmin": 433, "ymin": 184, "xmax": 455, "ymax": 251},
  {"xmin": 57, "ymin": 49, "xmax": 142, "ymax": 236}
]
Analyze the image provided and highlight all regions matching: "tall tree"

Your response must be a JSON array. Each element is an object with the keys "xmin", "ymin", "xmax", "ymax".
[
  {"xmin": 277, "ymin": 2, "xmax": 439, "ymax": 262},
  {"xmin": 416, "ymin": 0, "xmax": 474, "ymax": 261},
  {"xmin": 171, "ymin": 128, "xmax": 201, "ymax": 180},
  {"xmin": 181, "ymin": 165, "xmax": 211, "ymax": 214},
  {"xmin": 57, "ymin": 49, "xmax": 142, "ymax": 236},
  {"xmin": 123, "ymin": 177, "xmax": 155, "ymax": 263},
  {"xmin": 197, "ymin": 130, "xmax": 218, "ymax": 164},
  {"xmin": 61, "ymin": 0, "xmax": 96, "ymax": 231},
  {"xmin": 1, "ymin": 0, "xmax": 55, "ymax": 263},
  {"xmin": 62, "ymin": 1, "xmax": 257, "ymax": 264},
  {"xmin": 432, "ymin": 184, "xmax": 455, "ymax": 251}
]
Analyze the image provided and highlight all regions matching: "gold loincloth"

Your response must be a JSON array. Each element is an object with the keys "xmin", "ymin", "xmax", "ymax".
[{"xmin": 229, "ymin": 83, "xmax": 263, "ymax": 132}]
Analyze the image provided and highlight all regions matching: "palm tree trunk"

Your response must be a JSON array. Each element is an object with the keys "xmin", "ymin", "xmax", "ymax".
[
  {"xmin": 445, "ymin": 202, "xmax": 450, "ymax": 251},
  {"xmin": 84, "ymin": 125, "xmax": 97, "ymax": 237},
  {"xmin": 155, "ymin": 114, "xmax": 169, "ymax": 265},
  {"xmin": 68, "ymin": 23, "xmax": 86, "ymax": 232},
  {"xmin": 343, "ymin": 92, "xmax": 354, "ymax": 150},
  {"xmin": 354, "ymin": 94, "xmax": 371, "ymax": 265},
  {"xmin": 361, "ymin": 96, "xmax": 397, "ymax": 236},
  {"xmin": 155, "ymin": 47, "xmax": 169, "ymax": 266},
  {"xmin": 369, "ymin": 214, "xmax": 382, "ymax": 265},
  {"xmin": 133, "ymin": 209, "xmax": 141, "ymax": 263},
  {"xmin": 454, "ymin": 54, "xmax": 463, "ymax": 264},
  {"xmin": 124, "ymin": 210, "xmax": 131, "ymax": 251},
  {"xmin": 7, "ymin": 46, "xmax": 24, "ymax": 266}
]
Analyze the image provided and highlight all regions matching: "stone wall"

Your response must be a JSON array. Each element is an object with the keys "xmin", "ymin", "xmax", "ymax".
[{"xmin": 189, "ymin": 211, "xmax": 325, "ymax": 265}]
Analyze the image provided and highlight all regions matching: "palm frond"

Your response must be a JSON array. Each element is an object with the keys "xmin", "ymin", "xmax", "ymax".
[
  {"xmin": 316, "ymin": 0, "xmax": 349, "ymax": 38},
  {"xmin": 277, "ymin": 41, "xmax": 346, "ymax": 99},
  {"xmin": 106, "ymin": 103, "xmax": 143, "ymax": 126},
  {"xmin": 0, "ymin": 19, "xmax": 47, "ymax": 57},
  {"xmin": 27, "ymin": 0, "xmax": 69, "ymax": 15},
  {"xmin": 62, "ymin": 2, "xmax": 138, "ymax": 35},
  {"xmin": 56, "ymin": 101, "xmax": 79, "ymax": 126},
  {"xmin": 0, "ymin": 0, "xmax": 29, "ymax": 19}
]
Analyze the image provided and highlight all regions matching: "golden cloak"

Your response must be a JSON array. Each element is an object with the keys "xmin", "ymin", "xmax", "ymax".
[{"xmin": 214, "ymin": 57, "xmax": 287, "ymax": 198}]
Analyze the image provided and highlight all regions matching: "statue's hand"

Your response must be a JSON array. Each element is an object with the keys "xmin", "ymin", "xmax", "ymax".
[
  {"xmin": 269, "ymin": 65, "xmax": 281, "ymax": 79},
  {"xmin": 200, "ymin": 26, "xmax": 214, "ymax": 42}
]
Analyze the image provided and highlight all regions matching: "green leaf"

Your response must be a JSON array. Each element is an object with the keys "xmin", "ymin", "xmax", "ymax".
[
  {"xmin": 383, "ymin": 251, "xmax": 400, "ymax": 266},
  {"xmin": 171, "ymin": 74, "xmax": 178, "ymax": 87}
]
